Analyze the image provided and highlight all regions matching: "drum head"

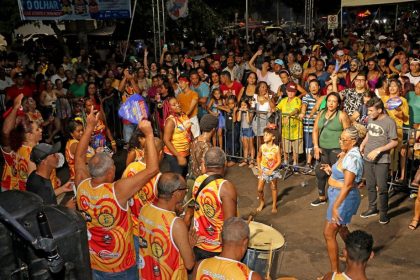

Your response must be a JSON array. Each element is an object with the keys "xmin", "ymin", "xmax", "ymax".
[{"xmin": 248, "ymin": 221, "xmax": 285, "ymax": 250}]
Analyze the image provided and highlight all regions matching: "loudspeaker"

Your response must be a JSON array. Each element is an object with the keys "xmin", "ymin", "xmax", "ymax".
[{"xmin": 0, "ymin": 191, "xmax": 91, "ymax": 280}]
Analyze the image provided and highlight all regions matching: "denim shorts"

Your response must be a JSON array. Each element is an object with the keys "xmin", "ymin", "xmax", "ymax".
[
  {"xmin": 92, "ymin": 264, "xmax": 138, "ymax": 280},
  {"xmin": 326, "ymin": 187, "xmax": 361, "ymax": 225},
  {"xmin": 241, "ymin": 127, "xmax": 254, "ymax": 138},
  {"xmin": 304, "ymin": 130, "xmax": 314, "ymax": 152}
]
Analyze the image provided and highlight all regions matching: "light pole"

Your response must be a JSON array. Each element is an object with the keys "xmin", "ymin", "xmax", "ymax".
[{"xmin": 245, "ymin": 0, "xmax": 249, "ymax": 44}]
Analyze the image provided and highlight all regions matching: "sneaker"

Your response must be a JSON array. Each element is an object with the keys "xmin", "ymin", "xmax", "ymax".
[
  {"xmin": 293, "ymin": 165, "xmax": 299, "ymax": 174},
  {"xmin": 311, "ymin": 198, "xmax": 327, "ymax": 206},
  {"xmin": 360, "ymin": 209, "xmax": 378, "ymax": 218},
  {"xmin": 379, "ymin": 214, "xmax": 390, "ymax": 225}
]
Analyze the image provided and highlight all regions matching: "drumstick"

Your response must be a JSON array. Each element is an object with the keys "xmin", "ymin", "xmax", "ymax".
[
  {"xmin": 266, "ymin": 239, "xmax": 274, "ymax": 279},
  {"xmin": 247, "ymin": 210, "xmax": 257, "ymax": 224},
  {"xmin": 182, "ymin": 197, "xmax": 194, "ymax": 209}
]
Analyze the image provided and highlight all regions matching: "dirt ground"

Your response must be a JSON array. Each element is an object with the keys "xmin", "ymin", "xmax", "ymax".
[{"xmin": 224, "ymin": 165, "xmax": 420, "ymax": 280}]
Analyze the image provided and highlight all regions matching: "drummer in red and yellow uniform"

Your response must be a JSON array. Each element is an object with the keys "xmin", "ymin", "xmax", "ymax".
[
  {"xmin": 138, "ymin": 172, "xmax": 197, "ymax": 279},
  {"xmin": 193, "ymin": 217, "xmax": 263, "ymax": 280},
  {"xmin": 163, "ymin": 96, "xmax": 192, "ymax": 177},
  {"xmin": 74, "ymin": 107, "xmax": 159, "ymax": 279},
  {"xmin": 65, "ymin": 120, "xmax": 95, "ymax": 181},
  {"xmin": 191, "ymin": 147, "xmax": 238, "ymax": 261},
  {"xmin": 121, "ymin": 137, "xmax": 164, "ymax": 268},
  {"xmin": 1, "ymin": 94, "xmax": 42, "ymax": 191}
]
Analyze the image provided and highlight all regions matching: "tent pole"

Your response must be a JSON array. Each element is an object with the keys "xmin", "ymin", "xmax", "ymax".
[
  {"xmin": 395, "ymin": 4, "xmax": 398, "ymax": 31},
  {"xmin": 123, "ymin": 0, "xmax": 138, "ymax": 62},
  {"xmin": 340, "ymin": 5, "xmax": 343, "ymax": 37}
]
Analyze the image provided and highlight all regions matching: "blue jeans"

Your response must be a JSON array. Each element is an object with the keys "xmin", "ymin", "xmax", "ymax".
[
  {"xmin": 123, "ymin": 123, "xmax": 136, "ymax": 144},
  {"xmin": 92, "ymin": 265, "xmax": 138, "ymax": 280}
]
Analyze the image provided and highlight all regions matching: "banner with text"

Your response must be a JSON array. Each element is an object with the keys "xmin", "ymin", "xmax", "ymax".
[{"xmin": 18, "ymin": 0, "xmax": 131, "ymax": 20}]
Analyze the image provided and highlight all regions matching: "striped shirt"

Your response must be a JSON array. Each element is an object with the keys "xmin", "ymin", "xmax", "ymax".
[{"xmin": 302, "ymin": 93, "xmax": 317, "ymax": 132}]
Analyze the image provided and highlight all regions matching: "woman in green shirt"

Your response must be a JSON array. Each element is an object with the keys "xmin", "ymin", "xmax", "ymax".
[{"xmin": 311, "ymin": 92, "xmax": 351, "ymax": 206}]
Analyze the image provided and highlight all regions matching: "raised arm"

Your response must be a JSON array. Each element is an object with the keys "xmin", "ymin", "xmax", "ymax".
[
  {"xmin": 2, "ymin": 94, "xmax": 24, "ymax": 148},
  {"xmin": 74, "ymin": 107, "xmax": 97, "ymax": 186},
  {"xmin": 249, "ymin": 49, "xmax": 262, "ymax": 73},
  {"xmin": 115, "ymin": 120, "xmax": 159, "ymax": 206}
]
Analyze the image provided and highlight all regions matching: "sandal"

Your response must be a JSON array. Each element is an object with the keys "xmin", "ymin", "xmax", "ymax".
[
  {"xmin": 239, "ymin": 160, "xmax": 248, "ymax": 167},
  {"xmin": 409, "ymin": 219, "xmax": 419, "ymax": 230},
  {"xmin": 248, "ymin": 160, "xmax": 255, "ymax": 168}
]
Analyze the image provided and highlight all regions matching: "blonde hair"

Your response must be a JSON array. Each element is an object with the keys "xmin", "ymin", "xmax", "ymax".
[{"xmin": 344, "ymin": 124, "xmax": 367, "ymax": 145}]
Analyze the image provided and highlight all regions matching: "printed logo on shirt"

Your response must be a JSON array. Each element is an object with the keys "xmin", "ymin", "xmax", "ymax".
[
  {"xmin": 98, "ymin": 213, "xmax": 115, "ymax": 227},
  {"xmin": 368, "ymin": 123, "xmax": 384, "ymax": 137}
]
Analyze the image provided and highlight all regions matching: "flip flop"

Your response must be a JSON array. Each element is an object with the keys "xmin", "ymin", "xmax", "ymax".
[{"xmin": 409, "ymin": 219, "xmax": 419, "ymax": 230}]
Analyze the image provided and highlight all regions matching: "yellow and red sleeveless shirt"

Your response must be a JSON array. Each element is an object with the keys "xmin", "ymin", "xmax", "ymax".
[
  {"xmin": 260, "ymin": 143, "xmax": 280, "ymax": 169},
  {"xmin": 193, "ymin": 174, "xmax": 226, "ymax": 253},
  {"xmin": 138, "ymin": 204, "xmax": 186, "ymax": 279},
  {"xmin": 65, "ymin": 139, "xmax": 95, "ymax": 180},
  {"xmin": 76, "ymin": 178, "xmax": 135, "ymax": 272},
  {"xmin": 121, "ymin": 161, "xmax": 160, "ymax": 236},
  {"xmin": 163, "ymin": 115, "xmax": 191, "ymax": 157},
  {"xmin": 196, "ymin": 256, "xmax": 254, "ymax": 280},
  {"xmin": 1, "ymin": 145, "xmax": 32, "ymax": 191}
]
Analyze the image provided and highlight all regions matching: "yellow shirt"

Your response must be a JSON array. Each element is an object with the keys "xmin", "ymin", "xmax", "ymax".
[
  {"xmin": 277, "ymin": 97, "xmax": 303, "ymax": 140},
  {"xmin": 260, "ymin": 143, "xmax": 280, "ymax": 169},
  {"xmin": 177, "ymin": 89, "xmax": 198, "ymax": 117},
  {"xmin": 196, "ymin": 256, "xmax": 254, "ymax": 280},
  {"xmin": 65, "ymin": 139, "xmax": 95, "ymax": 180},
  {"xmin": 193, "ymin": 174, "xmax": 227, "ymax": 253},
  {"xmin": 381, "ymin": 95, "xmax": 409, "ymax": 141},
  {"xmin": 1, "ymin": 145, "xmax": 32, "ymax": 191},
  {"xmin": 121, "ymin": 161, "xmax": 160, "ymax": 236},
  {"xmin": 76, "ymin": 179, "xmax": 135, "ymax": 272},
  {"xmin": 163, "ymin": 114, "xmax": 192, "ymax": 157},
  {"xmin": 138, "ymin": 204, "xmax": 187, "ymax": 279}
]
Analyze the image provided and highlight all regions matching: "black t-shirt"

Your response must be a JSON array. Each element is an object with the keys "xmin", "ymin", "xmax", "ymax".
[{"xmin": 26, "ymin": 171, "xmax": 57, "ymax": 205}]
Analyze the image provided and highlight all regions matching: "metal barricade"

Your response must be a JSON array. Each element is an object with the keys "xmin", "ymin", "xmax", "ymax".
[{"xmin": 388, "ymin": 127, "xmax": 420, "ymax": 195}]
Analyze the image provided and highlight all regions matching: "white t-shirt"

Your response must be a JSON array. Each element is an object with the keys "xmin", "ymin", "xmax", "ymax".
[
  {"xmin": 50, "ymin": 74, "xmax": 67, "ymax": 85},
  {"xmin": 266, "ymin": 71, "xmax": 283, "ymax": 94},
  {"xmin": 0, "ymin": 77, "xmax": 13, "ymax": 91},
  {"xmin": 404, "ymin": 72, "xmax": 420, "ymax": 86}
]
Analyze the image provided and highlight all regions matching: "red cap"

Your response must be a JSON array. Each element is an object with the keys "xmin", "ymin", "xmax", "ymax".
[
  {"xmin": 286, "ymin": 82, "xmax": 297, "ymax": 93},
  {"xmin": 178, "ymin": 77, "xmax": 189, "ymax": 83}
]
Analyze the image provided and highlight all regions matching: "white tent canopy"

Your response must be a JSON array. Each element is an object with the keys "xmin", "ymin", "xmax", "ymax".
[{"xmin": 342, "ymin": 0, "xmax": 416, "ymax": 7}]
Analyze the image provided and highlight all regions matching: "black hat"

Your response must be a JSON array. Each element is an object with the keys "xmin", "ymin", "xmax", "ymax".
[{"xmin": 30, "ymin": 143, "xmax": 61, "ymax": 164}]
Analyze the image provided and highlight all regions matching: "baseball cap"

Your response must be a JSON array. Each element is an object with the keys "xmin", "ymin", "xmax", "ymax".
[
  {"xmin": 312, "ymin": 44, "xmax": 320, "ymax": 51},
  {"xmin": 30, "ymin": 143, "xmax": 61, "ymax": 164},
  {"xmin": 378, "ymin": 35, "xmax": 387, "ymax": 41},
  {"xmin": 298, "ymin": 38, "xmax": 306, "ymax": 44},
  {"xmin": 274, "ymin": 59, "xmax": 284, "ymax": 66},
  {"xmin": 286, "ymin": 82, "xmax": 297, "ymax": 93},
  {"xmin": 410, "ymin": 57, "xmax": 420, "ymax": 64},
  {"xmin": 336, "ymin": 50, "xmax": 344, "ymax": 56},
  {"xmin": 178, "ymin": 76, "xmax": 189, "ymax": 83}
]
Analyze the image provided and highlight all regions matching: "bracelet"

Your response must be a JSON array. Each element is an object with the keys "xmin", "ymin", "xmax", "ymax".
[
  {"xmin": 111, "ymin": 140, "xmax": 116, "ymax": 145},
  {"xmin": 314, "ymin": 146, "xmax": 319, "ymax": 148}
]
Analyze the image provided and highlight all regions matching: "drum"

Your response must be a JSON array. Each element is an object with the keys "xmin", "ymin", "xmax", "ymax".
[{"xmin": 243, "ymin": 221, "xmax": 285, "ymax": 278}]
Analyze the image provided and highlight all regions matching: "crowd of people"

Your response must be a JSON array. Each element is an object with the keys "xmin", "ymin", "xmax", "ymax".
[{"xmin": 0, "ymin": 23, "xmax": 420, "ymax": 279}]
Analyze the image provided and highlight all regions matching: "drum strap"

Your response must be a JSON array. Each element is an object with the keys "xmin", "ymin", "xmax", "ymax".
[{"xmin": 194, "ymin": 174, "xmax": 224, "ymax": 204}]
